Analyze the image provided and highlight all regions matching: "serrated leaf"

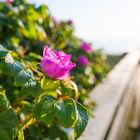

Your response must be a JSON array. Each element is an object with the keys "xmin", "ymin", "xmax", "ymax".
[
  {"xmin": 14, "ymin": 70, "xmax": 31, "ymax": 86},
  {"xmin": 55, "ymin": 99, "xmax": 77, "ymax": 128},
  {"xmin": 74, "ymin": 102, "xmax": 88, "ymax": 139},
  {"xmin": 34, "ymin": 97, "xmax": 57, "ymax": 126},
  {"xmin": 2, "ymin": 61, "xmax": 22, "ymax": 77},
  {"xmin": 21, "ymin": 79, "xmax": 41, "ymax": 97}
]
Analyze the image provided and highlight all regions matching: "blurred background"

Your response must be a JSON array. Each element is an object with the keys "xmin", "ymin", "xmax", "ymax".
[{"xmin": 29, "ymin": 0, "xmax": 140, "ymax": 54}]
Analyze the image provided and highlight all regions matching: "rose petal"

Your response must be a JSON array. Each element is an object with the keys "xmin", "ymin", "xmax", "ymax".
[{"xmin": 40, "ymin": 45, "xmax": 76, "ymax": 80}]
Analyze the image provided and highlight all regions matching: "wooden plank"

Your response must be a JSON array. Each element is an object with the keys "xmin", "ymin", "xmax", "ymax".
[
  {"xmin": 107, "ymin": 64, "xmax": 140, "ymax": 140},
  {"xmin": 131, "ymin": 65, "xmax": 140, "ymax": 140},
  {"xmin": 79, "ymin": 50, "xmax": 140, "ymax": 140}
]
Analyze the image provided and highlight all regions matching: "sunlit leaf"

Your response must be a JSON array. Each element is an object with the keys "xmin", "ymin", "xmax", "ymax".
[
  {"xmin": 34, "ymin": 96, "xmax": 57, "ymax": 126},
  {"xmin": 0, "ymin": 44, "xmax": 9, "ymax": 58},
  {"xmin": 74, "ymin": 102, "xmax": 88, "ymax": 139},
  {"xmin": 14, "ymin": 70, "xmax": 31, "ymax": 86},
  {"xmin": 55, "ymin": 98, "xmax": 77, "ymax": 128},
  {"xmin": 0, "ymin": 90, "xmax": 10, "ymax": 111},
  {"xmin": 2, "ymin": 61, "xmax": 22, "ymax": 77},
  {"xmin": 20, "ymin": 79, "xmax": 41, "ymax": 97}
]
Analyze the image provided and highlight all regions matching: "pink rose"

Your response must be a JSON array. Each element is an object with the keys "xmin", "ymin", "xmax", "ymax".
[
  {"xmin": 6, "ymin": 0, "xmax": 13, "ymax": 4},
  {"xmin": 40, "ymin": 45, "xmax": 76, "ymax": 80},
  {"xmin": 80, "ymin": 42, "xmax": 92, "ymax": 53},
  {"xmin": 78, "ymin": 55, "xmax": 89, "ymax": 66},
  {"xmin": 51, "ymin": 16, "xmax": 57, "ymax": 23},
  {"xmin": 67, "ymin": 19, "xmax": 73, "ymax": 25}
]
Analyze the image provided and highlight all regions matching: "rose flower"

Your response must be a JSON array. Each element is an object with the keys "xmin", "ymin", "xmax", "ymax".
[{"xmin": 40, "ymin": 45, "xmax": 76, "ymax": 80}]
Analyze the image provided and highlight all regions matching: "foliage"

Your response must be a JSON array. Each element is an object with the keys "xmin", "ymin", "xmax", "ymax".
[
  {"xmin": 0, "ymin": 45, "xmax": 88, "ymax": 139},
  {"xmin": 0, "ymin": 0, "xmax": 109, "ymax": 139}
]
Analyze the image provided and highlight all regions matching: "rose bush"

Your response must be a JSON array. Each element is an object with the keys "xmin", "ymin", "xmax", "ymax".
[
  {"xmin": 0, "ymin": 0, "xmax": 109, "ymax": 98},
  {"xmin": 0, "ymin": 0, "xmax": 109, "ymax": 139},
  {"xmin": 0, "ymin": 44, "xmax": 88, "ymax": 140}
]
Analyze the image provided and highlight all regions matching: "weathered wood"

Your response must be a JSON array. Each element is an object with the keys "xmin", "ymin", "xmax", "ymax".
[
  {"xmin": 107, "ymin": 64, "xmax": 140, "ymax": 140},
  {"xmin": 132, "ymin": 66, "xmax": 140, "ymax": 140},
  {"xmin": 79, "ymin": 50, "xmax": 140, "ymax": 140},
  {"xmin": 131, "ymin": 65, "xmax": 140, "ymax": 128}
]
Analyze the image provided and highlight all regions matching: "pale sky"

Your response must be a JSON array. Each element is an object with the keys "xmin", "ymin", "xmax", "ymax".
[{"xmin": 28, "ymin": 0, "xmax": 140, "ymax": 53}]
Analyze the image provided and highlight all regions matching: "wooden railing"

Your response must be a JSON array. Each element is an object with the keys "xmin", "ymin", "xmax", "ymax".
[{"xmin": 79, "ymin": 50, "xmax": 140, "ymax": 140}]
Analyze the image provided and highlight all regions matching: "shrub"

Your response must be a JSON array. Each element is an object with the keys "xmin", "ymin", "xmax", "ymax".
[
  {"xmin": 0, "ymin": 44, "xmax": 88, "ymax": 139},
  {"xmin": 0, "ymin": 0, "xmax": 109, "ymax": 139}
]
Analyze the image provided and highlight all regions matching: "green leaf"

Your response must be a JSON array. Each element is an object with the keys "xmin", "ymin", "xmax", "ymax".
[
  {"xmin": 34, "ymin": 96, "xmax": 57, "ymax": 126},
  {"xmin": 20, "ymin": 101, "xmax": 33, "ymax": 115},
  {"xmin": 0, "ymin": 91, "xmax": 10, "ymax": 111},
  {"xmin": 0, "ymin": 127, "xmax": 18, "ymax": 140},
  {"xmin": 0, "ymin": 111, "xmax": 18, "ymax": 128},
  {"xmin": 14, "ymin": 70, "xmax": 31, "ymax": 86},
  {"xmin": 2, "ymin": 61, "xmax": 22, "ymax": 77},
  {"xmin": 0, "ymin": 44, "xmax": 9, "ymax": 59},
  {"xmin": 55, "ymin": 99, "xmax": 77, "ymax": 128},
  {"xmin": 21, "ymin": 79, "xmax": 41, "ymax": 97},
  {"xmin": 0, "ymin": 128, "xmax": 10, "ymax": 140},
  {"xmin": 0, "ymin": 111, "xmax": 18, "ymax": 140},
  {"xmin": 0, "ymin": 48, "xmax": 22, "ymax": 77},
  {"xmin": 48, "ymin": 125, "xmax": 69, "ymax": 140},
  {"xmin": 42, "ymin": 77, "xmax": 60, "ymax": 90},
  {"xmin": 29, "ymin": 52, "xmax": 42, "ymax": 60},
  {"xmin": 74, "ymin": 102, "xmax": 88, "ymax": 139}
]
